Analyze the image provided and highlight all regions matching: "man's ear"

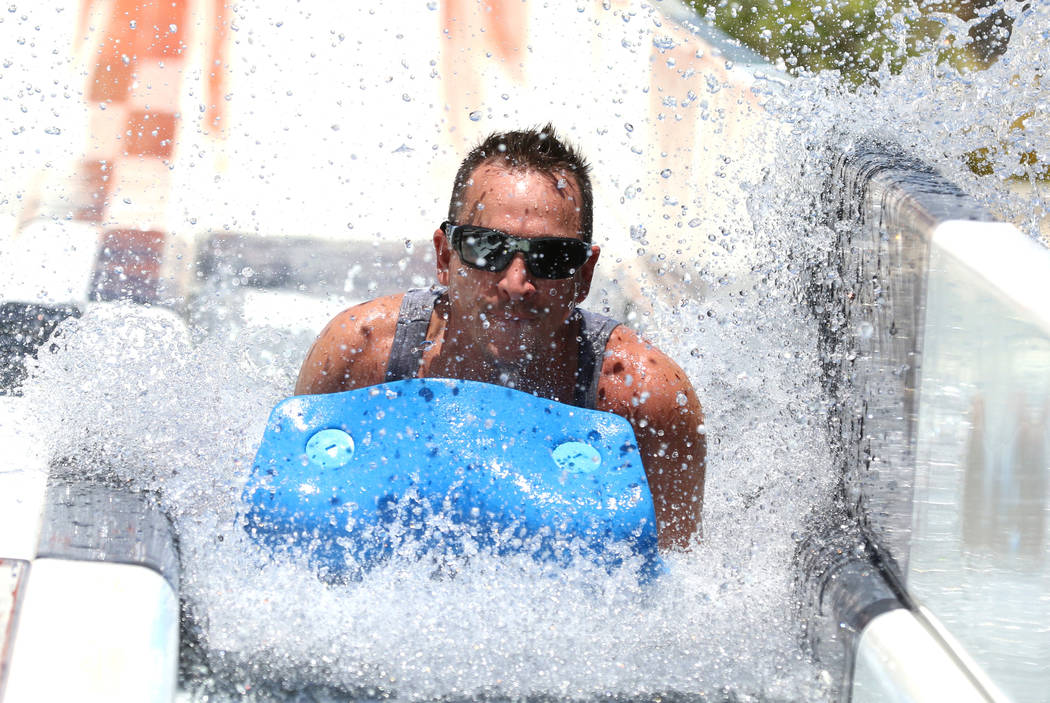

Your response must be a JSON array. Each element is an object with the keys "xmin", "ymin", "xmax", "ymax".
[
  {"xmin": 575, "ymin": 244, "xmax": 600, "ymax": 304},
  {"xmin": 434, "ymin": 227, "xmax": 452, "ymax": 286}
]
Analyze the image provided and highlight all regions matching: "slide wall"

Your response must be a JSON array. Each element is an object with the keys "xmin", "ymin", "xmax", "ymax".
[{"xmin": 809, "ymin": 141, "xmax": 1048, "ymax": 702}]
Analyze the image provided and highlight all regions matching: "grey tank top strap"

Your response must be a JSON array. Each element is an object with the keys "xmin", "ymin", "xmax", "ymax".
[
  {"xmin": 385, "ymin": 287, "xmax": 442, "ymax": 382},
  {"xmin": 384, "ymin": 288, "xmax": 620, "ymax": 410},
  {"xmin": 572, "ymin": 308, "xmax": 620, "ymax": 409}
]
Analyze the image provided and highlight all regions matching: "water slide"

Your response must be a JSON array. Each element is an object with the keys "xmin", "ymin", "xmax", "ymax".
[{"xmin": 0, "ymin": 0, "xmax": 1046, "ymax": 700}]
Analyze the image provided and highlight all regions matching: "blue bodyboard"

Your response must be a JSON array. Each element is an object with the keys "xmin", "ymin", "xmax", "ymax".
[{"xmin": 244, "ymin": 378, "xmax": 660, "ymax": 578}]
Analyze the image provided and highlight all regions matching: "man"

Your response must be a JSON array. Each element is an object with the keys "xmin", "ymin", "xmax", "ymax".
[{"xmin": 296, "ymin": 125, "xmax": 705, "ymax": 551}]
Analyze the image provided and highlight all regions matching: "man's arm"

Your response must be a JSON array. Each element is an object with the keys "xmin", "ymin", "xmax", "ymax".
[
  {"xmin": 294, "ymin": 294, "xmax": 403, "ymax": 395},
  {"xmin": 597, "ymin": 328, "xmax": 706, "ymax": 551}
]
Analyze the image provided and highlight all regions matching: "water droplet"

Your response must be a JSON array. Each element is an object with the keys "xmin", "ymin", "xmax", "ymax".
[
  {"xmin": 402, "ymin": 93, "xmax": 411, "ymax": 102},
  {"xmin": 690, "ymin": 348, "xmax": 701, "ymax": 358},
  {"xmin": 688, "ymin": 218, "xmax": 702, "ymax": 228},
  {"xmin": 121, "ymin": 54, "xmax": 130, "ymax": 65},
  {"xmin": 676, "ymin": 391, "xmax": 688, "ymax": 406},
  {"xmin": 468, "ymin": 110, "xmax": 482, "ymax": 122},
  {"xmin": 43, "ymin": 126, "xmax": 60, "ymax": 135},
  {"xmin": 500, "ymin": 93, "xmax": 509, "ymax": 101},
  {"xmin": 660, "ymin": 168, "xmax": 672, "ymax": 179},
  {"xmin": 128, "ymin": 18, "xmax": 136, "ymax": 28},
  {"xmin": 330, "ymin": 124, "xmax": 340, "ymax": 131},
  {"xmin": 426, "ymin": 0, "xmax": 437, "ymax": 9},
  {"xmin": 624, "ymin": 122, "xmax": 634, "ymax": 132},
  {"xmin": 556, "ymin": 178, "xmax": 568, "ymax": 190},
  {"xmin": 168, "ymin": 23, "xmax": 177, "ymax": 33}
]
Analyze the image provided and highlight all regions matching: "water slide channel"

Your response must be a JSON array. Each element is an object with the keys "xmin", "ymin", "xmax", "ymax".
[{"xmin": 0, "ymin": 1, "xmax": 1047, "ymax": 701}]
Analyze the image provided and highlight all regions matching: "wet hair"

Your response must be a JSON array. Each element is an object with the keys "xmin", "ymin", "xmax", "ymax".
[{"xmin": 447, "ymin": 123, "xmax": 594, "ymax": 243}]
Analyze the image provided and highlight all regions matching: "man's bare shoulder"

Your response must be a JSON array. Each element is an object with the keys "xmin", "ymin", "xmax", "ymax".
[
  {"xmin": 323, "ymin": 294, "xmax": 403, "ymax": 341},
  {"xmin": 596, "ymin": 325, "xmax": 698, "ymax": 416},
  {"xmin": 294, "ymin": 293, "xmax": 404, "ymax": 395},
  {"xmin": 597, "ymin": 324, "xmax": 706, "ymax": 550}
]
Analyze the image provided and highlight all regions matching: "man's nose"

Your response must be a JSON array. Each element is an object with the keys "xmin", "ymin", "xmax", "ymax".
[{"xmin": 496, "ymin": 254, "xmax": 536, "ymax": 301}]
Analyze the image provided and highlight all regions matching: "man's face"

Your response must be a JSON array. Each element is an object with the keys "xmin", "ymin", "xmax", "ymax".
[{"xmin": 434, "ymin": 162, "xmax": 599, "ymax": 365}]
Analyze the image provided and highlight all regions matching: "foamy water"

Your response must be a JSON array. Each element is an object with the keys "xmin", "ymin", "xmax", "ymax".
[
  {"xmin": 20, "ymin": 236, "xmax": 837, "ymax": 702},
  {"xmin": 756, "ymin": 0, "xmax": 1048, "ymax": 241}
]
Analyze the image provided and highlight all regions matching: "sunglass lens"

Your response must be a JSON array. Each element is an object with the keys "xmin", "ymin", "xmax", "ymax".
[
  {"xmin": 528, "ymin": 240, "xmax": 587, "ymax": 278},
  {"xmin": 462, "ymin": 230, "xmax": 512, "ymax": 271}
]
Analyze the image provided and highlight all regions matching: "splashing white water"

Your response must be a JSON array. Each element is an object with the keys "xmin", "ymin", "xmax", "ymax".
[
  {"xmin": 758, "ymin": 0, "xmax": 1048, "ymax": 242},
  {"xmin": 21, "ymin": 257, "xmax": 836, "ymax": 703}
]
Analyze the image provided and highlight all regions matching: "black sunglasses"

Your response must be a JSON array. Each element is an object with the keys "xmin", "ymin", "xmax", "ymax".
[{"xmin": 441, "ymin": 222, "xmax": 589, "ymax": 280}]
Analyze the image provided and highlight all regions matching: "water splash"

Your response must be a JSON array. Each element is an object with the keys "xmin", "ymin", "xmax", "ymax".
[
  {"xmin": 20, "ymin": 276, "xmax": 835, "ymax": 702},
  {"xmin": 759, "ymin": 0, "xmax": 1048, "ymax": 242}
]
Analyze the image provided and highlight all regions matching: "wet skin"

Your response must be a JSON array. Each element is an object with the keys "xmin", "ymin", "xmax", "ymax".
[{"xmin": 296, "ymin": 164, "xmax": 706, "ymax": 550}]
